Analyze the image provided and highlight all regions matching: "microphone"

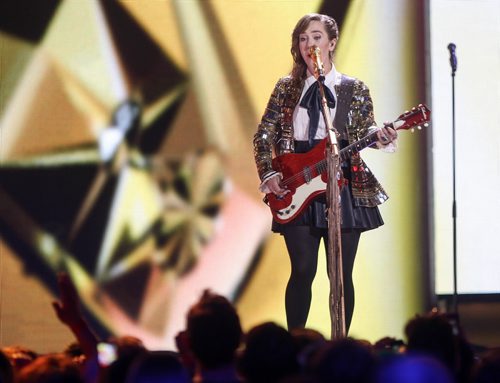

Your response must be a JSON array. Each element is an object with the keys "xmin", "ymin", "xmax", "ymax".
[
  {"xmin": 447, "ymin": 43, "xmax": 457, "ymax": 74},
  {"xmin": 308, "ymin": 45, "xmax": 325, "ymax": 80}
]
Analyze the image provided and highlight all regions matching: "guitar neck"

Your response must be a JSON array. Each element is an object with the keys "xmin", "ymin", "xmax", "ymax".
[
  {"xmin": 339, "ymin": 129, "xmax": 379, "ymax": 162},
  {"xmin": 314, "ymin": 130, "xmax": 379, "ymax": 174}
]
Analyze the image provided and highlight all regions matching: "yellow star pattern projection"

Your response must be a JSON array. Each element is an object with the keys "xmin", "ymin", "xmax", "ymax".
[
  {"xmin": 0, "ymin": 0, "xmax": 273, "ymax": 349},
  {"xmin": 0, "ymin": 0, "xmax": 425, "ymax": 352}
]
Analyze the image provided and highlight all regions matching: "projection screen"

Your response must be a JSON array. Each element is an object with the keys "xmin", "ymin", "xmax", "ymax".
[{"xmin": 429, "ymin": 0, "xmax": 500, "ymax": 295}]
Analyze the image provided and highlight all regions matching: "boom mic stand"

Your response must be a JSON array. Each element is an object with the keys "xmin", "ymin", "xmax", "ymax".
[{"xmin": 447, "ymin": 43, "xmax": 458, "ymax": 316}]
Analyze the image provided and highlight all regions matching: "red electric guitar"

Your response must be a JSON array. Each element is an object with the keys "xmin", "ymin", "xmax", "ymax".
[{"xmin": 265, "ymin": 104, "xmax": 430, "ymax": 224}]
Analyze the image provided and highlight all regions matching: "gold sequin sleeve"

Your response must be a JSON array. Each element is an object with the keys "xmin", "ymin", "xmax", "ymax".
[
  {"xmin": 253, "ymin": 78, "xmax": 286, "ymax": 182},
  {"xmin": 347, "ymin": 79, "xmax": 389, "ymax": 206},
  {"xmin": 346, "ymin": 79, "xmax": 376, "ymax": 141}
]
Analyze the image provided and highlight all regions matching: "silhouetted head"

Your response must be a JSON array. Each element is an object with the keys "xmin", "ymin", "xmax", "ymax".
[
  {"xmin": 124, "ymin": 351, "xmax": 190, "ymax": 383},
  {"xmin": 375, "ymin": 354, "xmax": 454, "ymax": 383},
  {"xmin": 0, "ymin": 349, "xmax": 14, "ymax": 383},
  {"xmin": 310, "ymin": 337, "xmax": 376, "ymax": 383},
  {"xmin": 186, "ymin": 289, "xmax": 242, "ymax": 369},
  {"xmin": 405, "ymin": 311, "xmax": 461, "ymax": 373},
  {"xmin": 472, "ymin": 347, "xmax": 500, "ymax": 383},
  {"xmin": 238, "ymin": 322, "xmax": 299, "ymax": 383},
  {"xmin": 16, "ymin": 353, "xmax": 83, "ymax": 383}
]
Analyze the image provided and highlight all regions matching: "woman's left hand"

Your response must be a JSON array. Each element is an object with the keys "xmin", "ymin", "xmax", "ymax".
[{"xmin": 377, "ymin": 124, "xmax": 398, "ymax": 145}]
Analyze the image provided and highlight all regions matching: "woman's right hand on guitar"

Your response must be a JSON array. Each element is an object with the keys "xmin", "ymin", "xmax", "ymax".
[{"xmin": 265, "ymin": 176, "xmax": 289, "ymax": 197}]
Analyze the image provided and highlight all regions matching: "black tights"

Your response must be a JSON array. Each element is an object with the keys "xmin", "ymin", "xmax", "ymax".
[{"xmin": 282, "ymin": 226, "xmax": 361, "ymax": 333}]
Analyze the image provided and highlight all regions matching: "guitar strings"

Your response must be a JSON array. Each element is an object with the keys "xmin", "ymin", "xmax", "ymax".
[{"xmin": 279, "ymin": 133, "xmax": 378, "ymax": 187}]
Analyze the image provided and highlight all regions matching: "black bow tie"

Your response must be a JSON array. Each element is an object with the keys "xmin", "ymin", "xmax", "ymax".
[{"xmin": 299, "ymin": 81, "xmax": 336, "ymax": 146}]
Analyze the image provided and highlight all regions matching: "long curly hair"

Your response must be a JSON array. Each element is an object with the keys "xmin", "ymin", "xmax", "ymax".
[{"xmin": 290, "ymin": 13, "xmax": 339, "ymax": 82}]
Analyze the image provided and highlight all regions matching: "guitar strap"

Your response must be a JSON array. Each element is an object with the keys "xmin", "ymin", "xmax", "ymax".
[{"xmin": 334, "ymin": 75, "xmax": 355, "ymax": 141}]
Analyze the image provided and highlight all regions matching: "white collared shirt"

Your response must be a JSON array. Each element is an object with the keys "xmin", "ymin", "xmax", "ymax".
[{"xmin": 293, "ymin": 65, "xmax": 341, "ymax": 141}]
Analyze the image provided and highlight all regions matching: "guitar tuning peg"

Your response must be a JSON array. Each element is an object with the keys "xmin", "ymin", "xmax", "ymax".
[
  {"xmin": 411, "ymin": 128, "xmax": 415, "ymax": 133},
  {"xmin": 417, "ymin": 126, "xmax": 422, "ymax": 130},
  {"xmin": 424, "ymin": 123, "xmax": 429, "ymax": 127},
  {"xmin": 405, "ymin": 110, "xmax": 409, "ymax": 114}
]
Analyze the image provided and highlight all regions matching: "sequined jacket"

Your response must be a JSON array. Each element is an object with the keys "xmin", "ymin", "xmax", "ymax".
[{"xmin": 253, "ymin": 75, "xmax": 388, "ymax": 207}]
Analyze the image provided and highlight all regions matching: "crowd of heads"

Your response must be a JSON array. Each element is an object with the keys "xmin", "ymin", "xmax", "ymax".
[{"xmin": 1, "ymin": 288, "xmax": 499, "ymax": 383}]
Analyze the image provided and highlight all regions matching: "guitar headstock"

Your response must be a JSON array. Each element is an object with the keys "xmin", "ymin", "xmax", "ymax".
[{"xmin": 393, "ymin": 104, "xmax": 431, "ymax": 132}]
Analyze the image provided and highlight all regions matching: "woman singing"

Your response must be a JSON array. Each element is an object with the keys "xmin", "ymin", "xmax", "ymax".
[{"xmin": 253, "ymin": 13, "xmax": 398, "ymax": 333}]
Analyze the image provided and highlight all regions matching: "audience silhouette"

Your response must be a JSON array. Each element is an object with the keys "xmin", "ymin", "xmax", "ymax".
[
  {"xmin": 1, "ymin": 272, "xmax": 498, "ymax": 383},
  {"xmin": 375, "ymin": 354, "xmax": 454, "ymax": 383},
  {"xmin": 179, "ymin": 289, "xmax": 242, "ymax": 382},
  {"xmin": 16, "ymin": 353, "xmax": 83, "ymax": 383},
  {"xmin": 0, "ymin": 349, "xmax": 14, "ymax": 383},
  {"xmin": 472, "ymin": 347, "xmax": 500, "ymax": 383},
  {"xmin": 237, "ymin": 322, "xmax": 299, "ymax": 382},
  {"xmin": 124, "ymin": 350, "xmax": 190, "ymax": 383},
  {"xmin": 308, "ymin": 337, "xmax": 376, "ymax": 383},
  {"xmin": 405, "ymin": 310, "xmax": 475, "ymax": 383}
]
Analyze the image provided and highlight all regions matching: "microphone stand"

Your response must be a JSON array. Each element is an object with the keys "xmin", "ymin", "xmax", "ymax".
[
  {"xmin": 309, "ymin": 46, "xmax": 345, "ymax": 339},
  {"xmin": 448, "ymin": 43, "xmax": 458, "ymax": 316}
]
